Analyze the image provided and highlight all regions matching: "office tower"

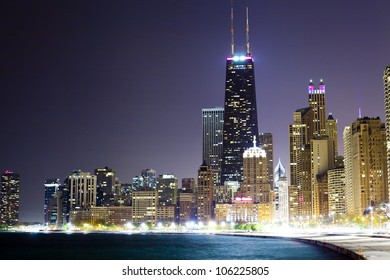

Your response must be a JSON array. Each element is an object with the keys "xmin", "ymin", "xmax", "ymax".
[
  {"xmin": 181, "ymin": 178, "xmax": 196, "ymax": 193},
  {"xmin": 95, "ymin": 167, "xmax": 116, "ymax": 206},
  {"xmin": 242, "ymin": 138, "xmax": 270, "ymax": 204},
  {"xmin": 326, "ymin": 113, "xmax": 338, "ymax": 160},
  {"xmin": 44, "ymin": 178, "xmax": 61, "ymax": 226},
  {"xmin": 0, "ymin": 171, "xmax": 20, "ymax": 226},
  {"xmin": 132, "ymin": 188, "xmax": 158, "ymax": 225},
  {"xmin": 288, "ymin": 107, "xmax": 314, "ymax": 219},
  {"xmin": 328, "ymin": 165, "xmax": 346, "ymax": 215},
  {"xmin": 384, "ymin": 65, "xmax": 390, "ymax": 198},
  {"xmin": 57, "ymin": 178, "xmax": 70, "ymax": 227},
  {"xmin": 343, "ymin": 126, "xmax": 354, "ymax": 215},
  {"xmin": 311, "ymin": 137, "xmax": 332, "ymax": 217},
  {"xmin": 202, "ymin": 107, "xmax": 224, "ymax": 186},
  {"xmin": 68, "ymin": 170, "xmax": 97, "ymax": 211},
  {"xmin": 179, "ymin": 192, "xmax": 196, "ymax": 224},
  {"xmin": 274, "ymin": 160, "xmax": 289, "ymax": 223},
  {"xmin": 132, "ymin": 176, "xmax": 144, "ymax": 190},
  {"xmin": 157, "ymin": 174, "xmax": 178, "ymax": 206},
  {"xmin": 196, "ymin": 161, "xmax": 213, "ymax": 222},
  {"xmin": 308, "ymin": 80, "xmax": 327, "ymax": 137},
  {"xmin": 141, "ymin": 169, "xmax": 157, "ymax": 189},
  {"xmin": 346, "ymin": 117, "xmax": 388, "ymax": 214},
  {"xmin": 221, "ymin": 7, "xmax": 259, "ymax": 185},
  {"xmin": 258, "ymin": 133, "xmax": 274, "ymax": 190},
  {"xmin": 116, "ymin": 183, "xmax": 133, "ymax": 206}
]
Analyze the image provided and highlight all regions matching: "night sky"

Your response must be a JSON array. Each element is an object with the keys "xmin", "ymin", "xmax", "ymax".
[{"xmin": 1, "ymin": 0, "xmax": 390, "ymax": 223}]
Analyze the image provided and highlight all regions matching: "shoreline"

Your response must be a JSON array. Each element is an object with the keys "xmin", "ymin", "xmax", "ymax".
[{"xmin": 4, "ymin": 229, "xmax": 390, "ymax": 260}]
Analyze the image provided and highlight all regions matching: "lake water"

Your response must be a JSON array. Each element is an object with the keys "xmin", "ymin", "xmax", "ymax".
[{"xmin": 0, "ymin": 232, "xmax": 352, "ymax": 260}]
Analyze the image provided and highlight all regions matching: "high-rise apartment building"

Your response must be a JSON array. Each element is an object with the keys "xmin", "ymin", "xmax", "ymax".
[
  {"xmin": 384, "ymin": 65, "xmax": 390, "ymax": 199},
  {"xmin": 288, "ymin": 107, "xmax": 314, "ymax": 219},
  {"xmin": 308, "ymin": 80, "xmax": 327, "ymax": 137},
  {"xmin": 328, "ymin": 165, "xmax": 346, "ymax": 215},
  {"xmin": 95, "ymin": 167, "xmax": 116, "ymax": 206},
  {"xmin": 343, "ymin": 126, "xmax": 354, "ymax": 215},
  {"xmin": 68, "ymin": 170, "xmax": 97, "ymax": 211},
  {"xmin": 202, "ymin": 107, "xmax": 224, "ymax": 186},
  {"xmin": 0, "ymin": 171, "xmax": 20, "ymax": 226},
  {"xmin": 346, "ymin": 117, "xmax": 388, "ymax": 214},
  {"xmin": 242, "ymin": 138, "xmax": 270, "ymax": 205},
  {"xmin": 132, "ymin": 188, "xmax": 158, "ymax": 226},
  {"xmin": 221, "ymin": 7, "xmax": 259, "ymax": 184},
  {"xmin": 258, "ymin": 133, "xmax": 274, "ymax": 191},
  {"xmin": 44, "ymin": 178, "xmax": 61, "ymax": 226},
  {"xmin": 311, "ymin": 137, "xmax": 331, "ymax": 217},
  {"xmin": 326, "ymin": 113, "xmax": 338, "ymax": 160},
  {"xmin": 157, "ymin": 174, "xmax": 178, "ymax": 206},
  {"xmin": 196, "ymin": 161, "xmax": 213, "ymax": 223}
]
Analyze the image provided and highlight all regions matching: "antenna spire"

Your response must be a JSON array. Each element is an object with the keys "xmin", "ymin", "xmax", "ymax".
[
  {"xmin": 359, "ymin": 108, "xmax": 362, "ymax": 118},
  {"xmin": 230, "ymin": 0, "xmax": 235, "ymax": 56},
  {"xmin": 246, "ymin": 6, "xmax": 250, "ymax": 56}
]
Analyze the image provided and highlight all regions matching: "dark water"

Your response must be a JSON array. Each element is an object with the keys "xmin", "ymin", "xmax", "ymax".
[{"xmin": 0, "ymin": 232, "xmax": 352, "ymax": 260}]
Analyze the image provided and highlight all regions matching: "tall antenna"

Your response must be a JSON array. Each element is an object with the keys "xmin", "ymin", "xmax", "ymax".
[
  {"xmin": 359, "ymin": 108, "xmax": 362, "ymax": 118},
  {"xmin": 230, "ymin": 0, "xmax": 235, "ymax": 56},
  {"xmin": 246, "ymin": 6, "xmax": 250, "ymax": 56}
]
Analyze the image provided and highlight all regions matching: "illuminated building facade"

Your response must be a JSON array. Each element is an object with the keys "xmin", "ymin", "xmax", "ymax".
[
  {"xmin": 157, "ymin": 174, "xmax": 178, "ymax": 206},
  {"xmin": 0, "ymin": 171, "xmax": 20, "ymax": 226},
  {"xmin": 308, "ymin": 80, "xmax": 327, "ymax": 137},
  {"xmin": 288, "ymin": 107, "xmax": 313, "ymax": 219},
  {"xmin": 343, "ymin": 126, "xmax": 354, "ymax": 215},
  {"xmin": 274, "ymin": 160, "xmax": 289, "ymax": 223},
  {"xmin": 202, "ymin": 107, "xmax": 224, "ymax": 186},
  {"xmin": 311, "ymin": 137, "xmax": 331, "ymax": 217},
  {"xmin": 141, "ymin": 169, "xmax": 157, "ymax": 189},
  {"xmin": 181, "ymin": 178, "xmax": 196, "ymax": 193},
  {"xmin": 132, "ymin": 189, "xmax": 158, "ymax": 225},
  {"xmin": 95, "ymin": 167, "xmax": 116, "ymax": 206},
  {"xmin": 178, "ymin": 192, "xmax": 196, "ymax": 224},
  {"xmin": 44, "ymin": 178, "xmax": 61, "ymax": 226},
  {"xmin": 328, "ymin": 166, "xmax": 346, "ymax": 215},
  {"xmin": 326, "ymin": 113, "xmax": 339, "ymax": 159},
  {"xmin": 222, "ymin": 54, "xmax": 259, "ymax": 184},
  {"xmin": 242, "ymin": 138, "xmax": 270, "ymax": 204},
  {"xmin": 347, "ymin": 117, "xmax": 388, "ymax": 214},
  {"xmin": 258, "ymin": 133, "xmax": 274, "ymax": 191},
  {"xmin": 196, "ymin": 161, "xmax": 213, "ymax": 222},
  {"xmin": 384, "ymin": 65, "xmax": 390, "ymax": 198},
  {"xmin": 68, "ymin": 170, "xmax": 97, "ymax": 211}
]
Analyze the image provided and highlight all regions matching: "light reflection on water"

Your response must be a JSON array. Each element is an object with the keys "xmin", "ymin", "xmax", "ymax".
[{"xmin": 0, "ymin": 232, "xmax": 352, "ymax": 260}]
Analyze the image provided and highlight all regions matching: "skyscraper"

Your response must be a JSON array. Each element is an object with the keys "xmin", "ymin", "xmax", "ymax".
[
  {"xmin": 44, "ymin": 178, "xmax": 61, "ymax": 226},
  {"xmin": 202, "ymin": 107, "xmax": 224, "ymax": 186},
  {"xmin": 258, "ymin": 133, "xmax": 274, "ymax": 191},
  {"xmin": 274, "ymin": 160, "xmax": 289, "ymax": 223},
  {"xmin": 95, "ymin": 167, "xmax": 116, "ymax": 206},
  {"xmin": 242, "ymin": 138, "xmax": 270, "ymax": 204},
  {"xmin": 308, "ymin": 80, "xmax": 326, "ymax": 137},
  {"xmin": 141, "ymin": 169, "xmax": 157, "ymax": 189},
  {"xmin": 196, "ymin": 161, "xmax": 213, "ymax": 223},
  {"xmin": 68, "ymin": 170, "xmax": 97, "ymax": 211},
  {"xmin": 345, "ymin": 117, "xmax": 388, "ymax": 214},
  {"xmin": 0, "ymin": 171, "xmax": 20, "ymax": 226},
  {"xmin": 384, "ymin": 64, "xmax": 390, "ymax": 198},
  {"xmin": 221, "ymin": 7, "xmax": 259, "ymax": 184}
]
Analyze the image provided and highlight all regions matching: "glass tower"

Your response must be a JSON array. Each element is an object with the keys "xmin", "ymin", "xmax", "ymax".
[
  {"xmin": 202, "ymin": 107, "xmax": 224, "ymax": 186},
  {"xmin": 221, "ymin": 55, "xmax": 259, "ymax": 184}
]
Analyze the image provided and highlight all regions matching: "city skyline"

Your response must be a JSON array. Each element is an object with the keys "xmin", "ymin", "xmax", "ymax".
[{"xmin": 1, "ymin": 0, "xmax": 390, "ymax": 222}]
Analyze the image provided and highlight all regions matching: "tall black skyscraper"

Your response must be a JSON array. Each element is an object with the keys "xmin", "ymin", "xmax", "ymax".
[{"xmin": 221, "ymin": 6, "xmax": 259, "ymax": 184}]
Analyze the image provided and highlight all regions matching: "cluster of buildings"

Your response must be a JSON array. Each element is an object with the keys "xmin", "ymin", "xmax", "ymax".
[{"xmin": 1, "ymin": 9, "xmax": 390, "ymax": 229}]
